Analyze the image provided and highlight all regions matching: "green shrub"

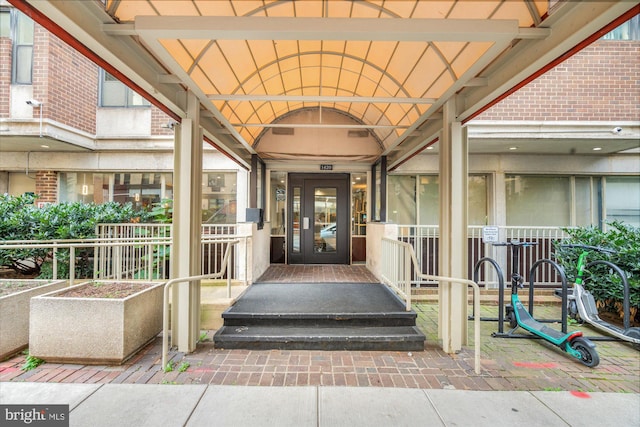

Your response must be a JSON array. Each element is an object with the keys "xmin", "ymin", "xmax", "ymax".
[
  {"xmin": 554, "ymin": 221, "xmax": 639, "ymax": 322},
  {"xmin": 0, "ymin": 194, "xmax": 148, "ymax": 278}
]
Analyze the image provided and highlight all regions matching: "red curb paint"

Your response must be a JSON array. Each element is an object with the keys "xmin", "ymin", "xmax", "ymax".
[
  {"xmin": 513, "ymin": 362, "xmax": 558, "ymax": 369},
  {"xmin": 570, "ymin": 391, "xmax": 591, "ymax": 399}
]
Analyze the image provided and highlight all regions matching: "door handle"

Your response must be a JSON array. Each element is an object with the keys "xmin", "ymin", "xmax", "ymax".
[{"xmin": 303, "ymin": 217, "xmax": 310, "ymax": 230}]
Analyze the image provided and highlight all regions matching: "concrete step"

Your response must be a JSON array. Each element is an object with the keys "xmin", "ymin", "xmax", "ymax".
[{"xmin": 213, "ymin": 325, "xmax": 425, "ymax": 351}]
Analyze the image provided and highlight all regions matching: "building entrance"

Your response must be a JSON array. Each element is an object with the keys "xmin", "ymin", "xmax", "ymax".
[{"xmin": 288, "ymin": 173, "xmax": 350, "ymax": 264}]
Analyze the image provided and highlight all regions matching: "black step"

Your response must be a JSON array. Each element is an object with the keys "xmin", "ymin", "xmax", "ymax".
[
  {"xmin": 221, "ymin": 312, "xmax": 417, "ymax": 327},
  {"xmin": 213, "ymin": 282, "xmax": 426, "ymax": 351},
  {"xmin": 214, "ymin": 325, "xmax": 425, "ymax": 351}
]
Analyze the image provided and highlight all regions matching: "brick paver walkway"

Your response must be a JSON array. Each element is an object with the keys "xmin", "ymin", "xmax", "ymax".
[{"xmin": 1, "ymin": 266, "xmax": 638, "ymax": 393}]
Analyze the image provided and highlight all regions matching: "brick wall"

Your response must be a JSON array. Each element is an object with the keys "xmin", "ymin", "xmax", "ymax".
[
  {"xmin": 35, "ymin": 170, "xmax": 57, "ymax": 203},
  {"xmin": 476, "ymin": 40, "xmax": 640, "ymax": 122},
  {"xmin": 45, "ymin": 29, "xmax": 98, "ymax": 134},
  {"xmin": 0, "ymin": 35, "xmax": 11, "ymax": 117},
  {"xmin": 151, "ymin": 106, "xmax": 176, "ymax": 136}
]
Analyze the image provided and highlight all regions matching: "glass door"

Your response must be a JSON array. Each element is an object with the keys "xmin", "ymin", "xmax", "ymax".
[{"xmin": 288, "ymin": 174, "xmax": 349, "ymax": 264}]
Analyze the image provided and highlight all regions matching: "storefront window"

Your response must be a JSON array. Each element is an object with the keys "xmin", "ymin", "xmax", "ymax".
[
  {"xmin": 270, "ymin": 171, "xmax": 286, "ymax": 235},
  {"xmin": 388, "ymin": 175, "xmax": 416, "ymax": 225},
  {"xmin": 352, "ymin": 173, "xmax": 367, "ymax": 235},
  {"xmin": 59, "ymin": 172, "xmax": 110, "ymax": 204},
  {"xmin": 202, "ymin": 172, "xmax": 237, "ymax": 224},
  {"xmin": 506, "ymin": 175, "xmax": 570, "ymax": 226},
  {"xmin": 605, "ymin": 176, "xmax": 640, "ymax": 227}
]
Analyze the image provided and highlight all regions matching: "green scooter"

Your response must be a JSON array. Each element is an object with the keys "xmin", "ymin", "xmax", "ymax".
[{"xmin": 497, "ymin": 240, "xmax": 600, "ymax": 367}]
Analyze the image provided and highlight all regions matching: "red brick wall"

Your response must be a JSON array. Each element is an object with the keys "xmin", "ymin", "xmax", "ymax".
[
  {"xmin": 151, "ymin": 106, "xmax": 175, "ymax": 137},
  {"xmin": 35, "ymin": 170, "xmax": 57, "ymax": 203},
  {"xmin": 44, "ymin": 30, "xmax": 97, "ymax": 134},
  {"xmin": 0, "ymin": 34, "xmax": 11, "ymax": 117},
  {"xmin": 476, "ymin": 40, "xmax": 640, "ymax": 122}
]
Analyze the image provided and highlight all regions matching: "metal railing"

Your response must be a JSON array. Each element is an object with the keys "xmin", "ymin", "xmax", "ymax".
[
  {"xmin": 161, "ymin": 240, "xmax": 238, "ymax": 369},
  {"xmin": 95, "ymin": 223, "xmax": 242, "ymax": 281},
  {"xmin": 0, "ymin": 230, "xmax": 247, "ymax": 286},
  {"xmin": 381, "ymin": 237, "xmax": 482, "ymax": 374},
  {"xmin": 398, "ymin": 225, "xmax": 571, "ymax": 287}
]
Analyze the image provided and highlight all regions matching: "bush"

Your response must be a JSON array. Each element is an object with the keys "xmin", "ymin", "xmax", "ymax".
[
  {"xmin": 0, "ymin": 194, "xmax": 148, "ymax": 278},
  {"xmin": 554, "ymin": 221, "xmax": 639, "ymax": 323}
]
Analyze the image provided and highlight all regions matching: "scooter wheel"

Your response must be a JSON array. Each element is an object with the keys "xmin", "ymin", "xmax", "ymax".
[
  {"xmin": 571, "ymin": 337, "xmax": 600, "ymax": 368},
  {"xmin": 507, "ymin": 312, "xmax": 518, "ymax": 329}
]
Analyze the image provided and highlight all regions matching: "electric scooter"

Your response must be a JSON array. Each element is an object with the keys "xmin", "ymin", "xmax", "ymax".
[
  {"xmin": 496, "ymin": 240, "xmax": 600, "ymax": 367},
  {"xmin": 560, "ymin": 244, "xmax": 640, "ymax": 346}
]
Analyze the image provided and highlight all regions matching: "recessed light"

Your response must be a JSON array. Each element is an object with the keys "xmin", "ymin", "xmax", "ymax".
[
  {"xmin": 509, "ymin": 147, "xmax": 518, "ymax": 150},
  {"xmin": 426, "ymin": 146, "xmax": 434, "ymax": 150},
  {"xmin": 593, "ymin": 147, "xmax": 602, "ymax": 151},
  {"xmin": 40, "ymin": 144, "xmax": 49, "ymax": 148}
]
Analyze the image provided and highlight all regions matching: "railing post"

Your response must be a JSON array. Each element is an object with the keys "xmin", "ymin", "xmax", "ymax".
[
  {"xmin": 404, "ymin": 245, "xmax": 411, "ymax": 311},
  {"xmin": 226, "ymin": 245, "xmax": 232, "ymax": 298},
  {"xmin": 52, "ymin": 243, "xmax": 58, "ymax": 280},
  {"xmin": 69, "ymin": 246, "xmax": 75, "ymax": 287}
]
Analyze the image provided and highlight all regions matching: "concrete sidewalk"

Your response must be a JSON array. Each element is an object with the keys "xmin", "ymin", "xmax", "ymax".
[{"xmin": 1, "ymin": 382, "xmax": 638, "ymax": 427}]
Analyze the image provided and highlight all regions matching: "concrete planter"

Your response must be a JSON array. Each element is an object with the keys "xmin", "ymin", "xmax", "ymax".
[
  {"xmin": 0, "ymin": 279, "xmax": 67, "ymax": 360},
  {"xmin": 29, "ymin": 280, "xmax": 164, "ymax": 364}
]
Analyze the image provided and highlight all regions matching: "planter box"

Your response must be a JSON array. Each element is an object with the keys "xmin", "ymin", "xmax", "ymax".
[
  {"xmin": 0, "ymin": 279, "xmax": 67, "ymax": 360},
  {"xmin": 29, "ymin": 280, "xmax": 164, "ymax": 364}
]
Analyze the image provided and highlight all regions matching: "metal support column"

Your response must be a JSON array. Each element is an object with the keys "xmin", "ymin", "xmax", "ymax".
[
  {"xmin": 438, "ymin": 97, "xmax": 469, "ymax": 353},
  {"xmin": 171, "ymin": 91, "xmax": 203, "ymax": 353}
]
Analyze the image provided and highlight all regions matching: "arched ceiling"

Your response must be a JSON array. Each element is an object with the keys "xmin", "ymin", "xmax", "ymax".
[
  {"xmin": 103, "ymin": 0, "xmax": 547, "ymax": 160},
  {"xmin": 11, "ymin": 0, "xmax": 637, "ymax": 168}
]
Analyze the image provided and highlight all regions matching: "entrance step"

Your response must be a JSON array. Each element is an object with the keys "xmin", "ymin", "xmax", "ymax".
[
  {"xmin": 213, "ymin": 282, "xmax": 426, "ymax": 351},
  {"xmin": 214, "ymin": 325, "xmax": 425, "ymax": 351}
]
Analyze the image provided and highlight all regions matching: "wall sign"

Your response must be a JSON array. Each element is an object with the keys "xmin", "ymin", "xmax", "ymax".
[
  {"xmin": 482, "ymin": 226, "xmax": 499, "ymax": 243},
  {"xmin": 320, "ymin": 164, "xmax": 333, "ymax": 171}
]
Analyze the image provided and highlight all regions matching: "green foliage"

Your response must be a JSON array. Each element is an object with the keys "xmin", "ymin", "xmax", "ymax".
[
  {"xmin": 554, "ymin": 221, "xmax": 639, "ymax": 318},
  {"xmin": 164, "ymin": 361, "xmax": 175, "ymax": 372},
  {"xmin": 148, "ymin": 199, "xmax": 173, "ymax": 224},
  {"xmin": 0, "ymin": 194, "xmax": 148, "ymax": 278},
  {"xmin": 178, "ymin": 362, "xmax": 190, "ymax": 372},
  {"xmin": 21, "ymin": 351, "xmax": 45, "ymax": 371}
]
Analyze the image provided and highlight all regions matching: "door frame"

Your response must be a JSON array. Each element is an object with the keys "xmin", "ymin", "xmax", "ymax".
[{"xmin": 287, "ymin": 173, "xmax": 350, "ymax": 264}]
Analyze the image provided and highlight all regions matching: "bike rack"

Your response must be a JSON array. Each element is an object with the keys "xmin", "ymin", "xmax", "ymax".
[
  {"xmin": 528, "ymin": 258, "xmax": 569, "ymax": 334},
  {"xmin": 584, "ymin": 259, "xmax": 633, "ymax": 336},
  {"xmin": 470, "ymin": 257, "xmax": 506, "ymax": 333}
]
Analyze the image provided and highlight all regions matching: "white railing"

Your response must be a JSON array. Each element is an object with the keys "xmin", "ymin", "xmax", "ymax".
[
  {"xmin": 161, "ymin": 240, "xmax": 238, "ymax": 369},
  {"xmin": 95, "ymin": 223, "xmax": 245, "ymax": 281},
  {"xmin": 381, "ymin": 237, "xmax": 482, "ymax": 374},
  {"xmin": 398, "ymin": 225, "xmax": 572, "ymax": 287},
  {"xmin": 0, "ymin": 237, "xmax": 169, "ymax": 286}
]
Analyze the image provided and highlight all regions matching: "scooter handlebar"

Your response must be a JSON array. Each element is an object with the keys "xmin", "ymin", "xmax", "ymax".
[
  {"xmin": 492, "ymin": 240, "xmax": 538, "ymax": 247},
  {"xmin": 558, "ymin": 244, "xmax": 616, "ymax": 254}
]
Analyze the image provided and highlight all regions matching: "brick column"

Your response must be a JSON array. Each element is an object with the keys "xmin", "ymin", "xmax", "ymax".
[{"xmin": 35, "ymin": 171, "xmax": 57, "ymax": 203}]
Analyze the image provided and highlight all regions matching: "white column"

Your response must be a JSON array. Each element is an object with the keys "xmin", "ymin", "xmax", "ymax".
[
  {"xmin": 438, "ymin": 97, "xmax": 468, "ymax": 353},
  {"xmin": 171, "ymin": 91, "xmax": 203, "ymax": 353}
]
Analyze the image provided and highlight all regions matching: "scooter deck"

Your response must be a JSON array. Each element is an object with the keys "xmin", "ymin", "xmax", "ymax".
[{"xmin": 514, "ymin": 301, "xmax": 567, "ymax": 341}]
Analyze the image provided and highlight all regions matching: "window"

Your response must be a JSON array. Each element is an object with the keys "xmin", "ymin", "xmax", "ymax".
[
  {"xmin": 11, "ymin": 9, "xmax": 34, "ymax": 84},
  {"xmin": 388, "ymin": 175, "xmax": 416, "ymax": 225},
  {"xmin": 269, "ymin": 171, "xmax": 286, "ymax": 235},
  {"xmin": 0, "ymin": 9, "xmax": 10, "ymax": 38},
  {"xmin": 605, "ymin": 176, "xmax": 640, "ymax": 227},
  {"xmin": 99, "ymin": 69, "xmax": 150, "ymax": 107},
  {"xmin": 603, "ymin": 15, "xmax": 639, "ymax": 40},
  {"xmin": 352, "ymin": 173, "xmax": 367, "ymax": 235},
  {"xmin": 506, "ymin": 176, "xmax": 571, "ymax": 226},
  {"xmin": 203, "ymin": 172, "xmax": 237, "ymax": 224}
]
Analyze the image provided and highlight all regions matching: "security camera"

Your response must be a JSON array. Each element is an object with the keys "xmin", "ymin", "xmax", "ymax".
[
  {"xmin": 611, "ymin": 127, "xmax": 622, "ymax": 134},
  {"xmin": 26, "ymin": 99, "xmax": 42, "ymax": 107}
]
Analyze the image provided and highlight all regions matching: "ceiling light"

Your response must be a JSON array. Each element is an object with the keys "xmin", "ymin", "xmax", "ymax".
[
  {"xmin": 40, "ymin": 144, "xmax": 49, "ymax": 148},
  {"xmin": 509, "ymin": 147, "xmax": 518, "ymax": 151},
  {"xmin": 426, "ymin": 146, "xmax": 434, "ymax": 150},
  {"xmin": 593, "ymin": 147, "xmax": 602, "ymax": 151}
]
